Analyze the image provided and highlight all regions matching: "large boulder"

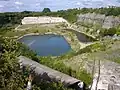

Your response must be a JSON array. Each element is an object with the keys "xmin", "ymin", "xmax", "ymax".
[{"xmin": 18, "ymin": 56, "xmax": 82, "ymax": 88}]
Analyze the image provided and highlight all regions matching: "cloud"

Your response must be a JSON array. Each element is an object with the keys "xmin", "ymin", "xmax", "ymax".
[
  {"xmin": 16, "ymin": 6, "xmax": 20, "ymax": 9},
  {"xmin": 117, "ymin": 0, "xmax": 120, "ymax": 3},
  {"xmin": 0, "ymin": 0, "xmax": 120, "ymax": 12},
  {"xmin": 0, "ymin": 5, "xmax": 4, "ymax": 8},
  {"xmin": 35, "ymin": 3, "xmax": 40, "ymax": 6},
  {"xmin": 76, "ymin": 2, "xmax": 81, "ymax": 5},
  {"xmin": 15, "ymin": 1, "xmax": 23, "ymax": 5},
  {"xmin": 0, "ymin": 0, "xmax": 9, "ymax": 1}
]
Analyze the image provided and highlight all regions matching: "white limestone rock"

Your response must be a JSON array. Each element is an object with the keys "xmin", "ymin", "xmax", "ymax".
[
  {"xmin": 94, "ymin": 14, "xmax": 105, "ymax": 26},
  {"xmin": 22, "ymin": 17, "xmax": 67, "ymax": 25},
  {"xmin": 114, "ymin": 17, "xmax": 120, "ymax": 27},
  {"xmin": 102, "ymin": 16, "xmax": 114, "ymax": 29}
]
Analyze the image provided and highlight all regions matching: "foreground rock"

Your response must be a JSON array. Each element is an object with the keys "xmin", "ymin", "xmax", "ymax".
[
  {"xmin": 91, "ymin": 61, "xmax": 120, "ymax": 90},
  {"xmin": 18, "ymin": 56, "xmax": 83, "ymax": 89}
]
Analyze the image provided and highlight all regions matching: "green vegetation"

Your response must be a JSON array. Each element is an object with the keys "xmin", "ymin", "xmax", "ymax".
[
  {"xmin": 32, "ymin": 81, "xmax": 72, "ymax": 90},
  {"xmin": 42, "ymin": 8, "xmax": 51, "ymax": 13},
  {"xmin": 99, "ymin": 27, "xmax": 120, "ymax": 36},
  {"xmin": 76, "ymin": 42, "xmax": 106, "ymax": 55},
  {"xmin": 39, "ymin": 56, "xmax": 92, "ymax": 86},
  {"xmin": 0, "ymin": 35, "xmax": 94, "ymax": 89},
  {"xmin": 0, "ymin": 25, "xmax": 94, "ymax": 89},
  {"xmin": 0, "ymin": 37, "xmax": 72, "ymax": 90},
  {"xmin": 0, "ymin": 46, "xmax": 26, "ymax": 90},
  {"xmin": 1, "ymin": 6, "xmax": 120, "ymax": 90},
  {"xmin": 0, "ymin": 37, "xmax": 32, "ymax": 90},
  {"xmin": 1, "ymin": 6, "xmax": 120, "ymax": 29}
]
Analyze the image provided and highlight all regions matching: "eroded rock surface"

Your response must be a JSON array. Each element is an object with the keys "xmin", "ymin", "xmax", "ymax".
[{"xmin": 77, "ymin": 13, "xmax": 120, "ymax": 29}]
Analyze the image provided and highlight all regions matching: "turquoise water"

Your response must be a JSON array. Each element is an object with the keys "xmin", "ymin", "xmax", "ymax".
[{"xmin": 19, "ymin": 34, "xmax": 71, "ymax": 56}]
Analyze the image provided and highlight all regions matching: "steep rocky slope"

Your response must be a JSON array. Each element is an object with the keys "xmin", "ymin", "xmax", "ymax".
[{"xmin": 77, "ymin": 13, "xmax": 120, "ymax": 29}]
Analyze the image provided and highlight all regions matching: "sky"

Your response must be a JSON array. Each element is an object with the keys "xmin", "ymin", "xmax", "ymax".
[{"xmin": 0, "ymin": 0, "xmax": 120, "ymax": 12}]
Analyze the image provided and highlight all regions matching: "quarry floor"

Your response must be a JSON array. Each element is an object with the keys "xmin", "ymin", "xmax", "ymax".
[{"xmin": 14, "ymin": 24, "xmax": 94, "ymax": 52}]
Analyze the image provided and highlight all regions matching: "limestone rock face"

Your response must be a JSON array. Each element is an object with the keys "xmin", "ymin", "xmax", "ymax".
[
  {"xmin": 89, "ymin": 13, "xmax": 96, "ymax": 24},
  {"xmin": 77, "ymin": 13, "xmax": 120, "ymax": 29},
  {"xmin": 102, "ymin": 16, "xmax": 114, "ymax": 29},
  {"xmin": 83, "ymin": 13, "xmax": 91, "ymax": 23},
  {"xmin": 94, "ymin": 14, "xmax": 105, "ymax": 26},
  {"xmin": 114, "ymin": 17, "xmax": 120, "ymax": 27},
  {"xmin": 22, "ymin": 17, "xmax": 67, "ymax": 25}
]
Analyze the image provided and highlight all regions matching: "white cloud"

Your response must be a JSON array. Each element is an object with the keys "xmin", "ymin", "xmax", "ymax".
[
  {"xmin": 0, "ymin": 5, "xmax": 4, "ymax": 8},
  {"xmin": 35, "ymin": 3, "xmax": 40, "ymax": 6},
  {"xmin": 76, "ymin": 2, "xmax": 81, "ymax": 5},
  {"xmin": 15, "ymin": 1, "xmax": 23, "ymax": 5},
  {"xmin": 16, "ymin": 6, "xmax": 20, "ymax": 9},
  {"xmin": 83, "ymin": 0, "xmax": 103, "ymax": 1},
  {"xmin": 1, "ymin": 0, "xmax": 120, "ymax": 12}
]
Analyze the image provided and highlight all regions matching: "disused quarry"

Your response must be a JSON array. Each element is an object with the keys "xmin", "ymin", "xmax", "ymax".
[
  {"xmin": 77, "ymin": 13, "xmax": 120, "ymax": 29},
  {"xmin": 16, "ymin": 16, "xmax": 120, "ymax": 90}
]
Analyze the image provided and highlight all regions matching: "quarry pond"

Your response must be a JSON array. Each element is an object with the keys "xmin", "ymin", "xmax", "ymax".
[
  {"xmin": 65, "ymin": 29, "xmax": 96, "ymax": 42},
  {"xmin": 18, "ymin": 29, "xmax": 96, "ymax": 56},
  {"xmin": 19, "ymin": 34, "xmax": 71, "ymax": 56}
]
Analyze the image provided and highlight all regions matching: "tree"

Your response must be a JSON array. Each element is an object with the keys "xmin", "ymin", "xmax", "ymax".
[
  {"xmin": 42, "ymin": 8, "xmax": 51, "ymax": 13},
  {"xmin": 0, "ymin": 38, "xmax": 26, "ymax": 90}
]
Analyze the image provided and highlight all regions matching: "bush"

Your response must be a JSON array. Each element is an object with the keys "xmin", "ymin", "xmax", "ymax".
[
  {"xmin": 100, "ymin": 28, "xmax": 117, "ymax": 36},
  {"xmin": 0, "ymin": 38, "xmax": 27, "ymax": 90}
]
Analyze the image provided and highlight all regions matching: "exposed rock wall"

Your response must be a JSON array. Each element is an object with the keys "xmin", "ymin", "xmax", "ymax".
[
  {"xmin": 22, "ymin": 16, "xmax": 67, "ymax": 25},
  {"xmin": 77, "ymin": 13, "xmax": 120, "ymax": 29}
]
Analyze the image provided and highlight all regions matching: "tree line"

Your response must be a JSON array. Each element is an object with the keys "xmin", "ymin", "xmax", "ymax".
[{"xmin": 0, "ymin": 6, "xmax": 120, "ymax": 29}]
